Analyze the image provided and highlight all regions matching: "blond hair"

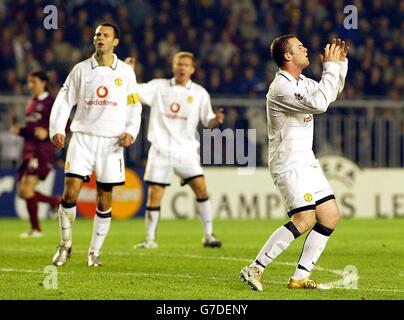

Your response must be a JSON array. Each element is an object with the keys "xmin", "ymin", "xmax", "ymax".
[{"xmin": 172, "ymin": 51, "xmax": 196, "ymax": 67}]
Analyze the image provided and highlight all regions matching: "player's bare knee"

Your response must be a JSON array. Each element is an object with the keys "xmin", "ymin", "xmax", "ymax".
[
  {"xmin": 63, "ymin": 178, "xmax": 83, "ymax": 203},
  {"xmin": 63, "ymin": 188, "xmax": 79, "ymax": 203},
  {"xmin": 148, "ymin": 194, "xmax": 162, "ymax": 207},
  {"xmin": 292, "ymin": 213, "xmax": 316, "ymax": 234},
  {"xmin": 96, "ymin": 190, "xmax": 112, "ymax": 211},
  {"xmin": 194, "ymin": 186, "xmax": 208, "ymax": 199},
  {"xmin": 97, "ymin": 201, "xmax": 112, "ymax": 212},
  {"xmin": 316, "ymin": 202, "xmax": 341, "ymax": 229},
  {"xmin": 321, "ymin": 211, "xmax": 340, "ymax": 229},
  {"xmin": 148, "ymin": 185, "xmax": 164, "ymax": 206},
  {"xmin": 295, "ymin": 220, "xmax": 315, "ymax": 234},
  {"xmin": 190, "ymin": 180, "xmax": 208, "ymax": 199}
]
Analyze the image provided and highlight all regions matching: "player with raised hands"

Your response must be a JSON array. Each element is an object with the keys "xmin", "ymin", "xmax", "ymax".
[{"xmin": 241, "ymin": 36, "xmax": 349, "ymax": 291}]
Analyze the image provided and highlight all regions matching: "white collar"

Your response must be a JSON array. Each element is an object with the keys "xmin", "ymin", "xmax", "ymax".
[
  {"xmin": 170, "ymin": 77, "xmax": 192, "ymax": 89},
  {"xmin": 37, "ymin": 92, "xmax": 49, "ymax": 101},
  {"xmin": 91, "ymin": 53, "xmax": 118, "ymax": 70},
  {"xmin": 278, "ymin": 70, "xmax": 304, "ymax": 83}
]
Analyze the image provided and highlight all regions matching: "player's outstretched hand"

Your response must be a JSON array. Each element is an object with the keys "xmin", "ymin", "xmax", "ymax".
[
  {"xmin": 124, "ymin": 57, "xmax": 136, "ymax": 71},
  {"xmin": 34, "ymin": 127, "xmax": 48, "ymax": 140},
  {"xmin": 118, "ymin": 132, "xmax": 134, "ymax": 147},
  {"xmin": 52, "ymin": 134, "xmax": 65, "ymax": 149}
]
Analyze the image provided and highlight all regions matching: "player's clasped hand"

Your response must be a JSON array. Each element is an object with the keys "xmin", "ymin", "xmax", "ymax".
[
  {"xmin": 335, "ymin": 38, "xmax": 349, "ymax": 61},
  {"xmin": 320, "ymin": 38, "xmax": 349, "ymax": 63},
  {"xmin": 118, "ymin": 132, "xmax": 134, "ymax": 147},
  {"xmin": 52, "ymin": 133, "xmax": 65, "ymax": 149}
]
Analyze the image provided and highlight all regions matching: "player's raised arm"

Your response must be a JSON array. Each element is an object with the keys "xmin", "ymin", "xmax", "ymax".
[
  {"xmin": 335, "ymin": 38, "xmax": 349, "ymax": 93},
  {"xmin": 272, "ymin": 40, "xmax": 342, "ymax": 114},
  {"xmin": 49, "ymin": 65, "xmax": 79, "ymax": 148},
  {"xmin": 124, "ymin": 56, "xmax": 157, "ymax": 106}
]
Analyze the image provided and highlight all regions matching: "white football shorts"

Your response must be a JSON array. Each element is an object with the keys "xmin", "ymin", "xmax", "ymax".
[
  {"xmin": 65, "ymin": 132, "xmax": 125, "ymax": 185},
  {"xmin": 144, "ymin": 145, "xmax": 203, "ymax": 186},
  {"xmin": 272, "ymin": 160, "xmax": 334, "ymax": 217}
]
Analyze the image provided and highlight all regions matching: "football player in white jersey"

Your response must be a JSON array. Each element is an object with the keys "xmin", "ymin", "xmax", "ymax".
[
  {"xmin": 125, "ymin": 52, "xmax": 224, "ymax": 249},
  {"xmin": 240, "ymin": 36, "xmax": 349, "ymax": 290},
  {"xmin": 49, "ymin": 23, "xmax": 142, "ymax": 267}
]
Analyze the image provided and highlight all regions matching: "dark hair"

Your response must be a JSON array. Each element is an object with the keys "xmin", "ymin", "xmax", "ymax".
[
  {"xmin": 270, "ymin": 34, "xmax": 296, "ymax": 67},
  {"xmin": 29, "ymin": 70, "xmax": 49, "ymax": 82},
  {"xmin": 99, "ymin": 22, "xmax": 120, "ymax": 39},
  {"xmin": 29, "ymin": 70, "xmax": 49, "ymax": 91}
]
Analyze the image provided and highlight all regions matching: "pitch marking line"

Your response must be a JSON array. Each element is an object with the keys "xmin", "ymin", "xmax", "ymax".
[
  {"xmin": 0, "ymin": 267, "xmax": 403, "ymax": 294},
  {"xmin": 90, "ymin": 250, "xmax": 345, "ymax": 276},
  {"xmin": 0, "ymin": 267, "xmax": 286, "ymax": 286},
  {"xmin": 1, "ymin": 247, "xmax": 403, "ymax": 293},
  {"xmin": 0, "ymin": 247, "xmax": 369, "ymax": 277}
]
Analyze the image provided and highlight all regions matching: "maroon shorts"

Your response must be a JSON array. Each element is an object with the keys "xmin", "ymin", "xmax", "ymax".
[{"xmin": 18, "ymin": 157, "xmax": 53, "ymax": 181}]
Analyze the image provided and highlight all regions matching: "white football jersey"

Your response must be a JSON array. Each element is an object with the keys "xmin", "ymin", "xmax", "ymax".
[
  {"xmin": 137, "ymin": 78, "xmax": 216, "ymax": 154},
  {"xmin": 50, "ymin": 54, "xmax": 142, "ymax": 140},
  {"xmin": 266, "ymin": 60, "xmax": 348, "ymax": 173}
]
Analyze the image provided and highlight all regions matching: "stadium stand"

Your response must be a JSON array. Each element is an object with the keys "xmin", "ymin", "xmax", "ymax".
[{"xmin": 0, "ymin": 0, "xmax": 403, "ymax": 167}]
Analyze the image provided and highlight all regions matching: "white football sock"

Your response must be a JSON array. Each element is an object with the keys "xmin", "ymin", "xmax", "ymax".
[
  {"xmin": 196, "ymin": 198, "xmax": 213, "ymax": 237},
  {"xmin": 89, "ymin": 208, "xmax": 112, "ymax": 255},
  {"xmin": 145, "ymin": 207, "xmax": 160, "ymax": 240},
  {"xmin": 292, "ymin": 223, "xmax": 334, "ymax": 280},
  {"xmin": 252, "ymin": 221, "xmax": 301, "ymax": 268},
  {"xmin": 58, "ymin": 202, "xmax": 77, "ymax": 248}
]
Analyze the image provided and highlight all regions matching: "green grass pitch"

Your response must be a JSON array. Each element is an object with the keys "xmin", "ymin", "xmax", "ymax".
[{"xmin": 0, "ymin": 218, "xmax": 403, "ymax": 300}]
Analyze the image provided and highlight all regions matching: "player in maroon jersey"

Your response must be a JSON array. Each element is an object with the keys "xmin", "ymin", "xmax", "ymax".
[{"xmin": 11, "ymin": 70, "xmax": 61, "ymax": 238}]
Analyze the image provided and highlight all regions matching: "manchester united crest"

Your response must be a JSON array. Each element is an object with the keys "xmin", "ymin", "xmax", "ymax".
[
  {"xmin": 114, "ymin": 77, "xmax": 123, "ymax": 86},
  {"xmin": 304, "ymin": 193, "xmax": 313, "ymax": 202}
]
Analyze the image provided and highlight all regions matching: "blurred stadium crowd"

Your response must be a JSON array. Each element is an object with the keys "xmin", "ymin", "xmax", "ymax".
[
  {"xmin": 1, "ymin": 0, "xmax": 403, "ymax": 97},
  {"xmin": 0, "ymin": 0, "xmax": 403, "ymax": 167}
]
